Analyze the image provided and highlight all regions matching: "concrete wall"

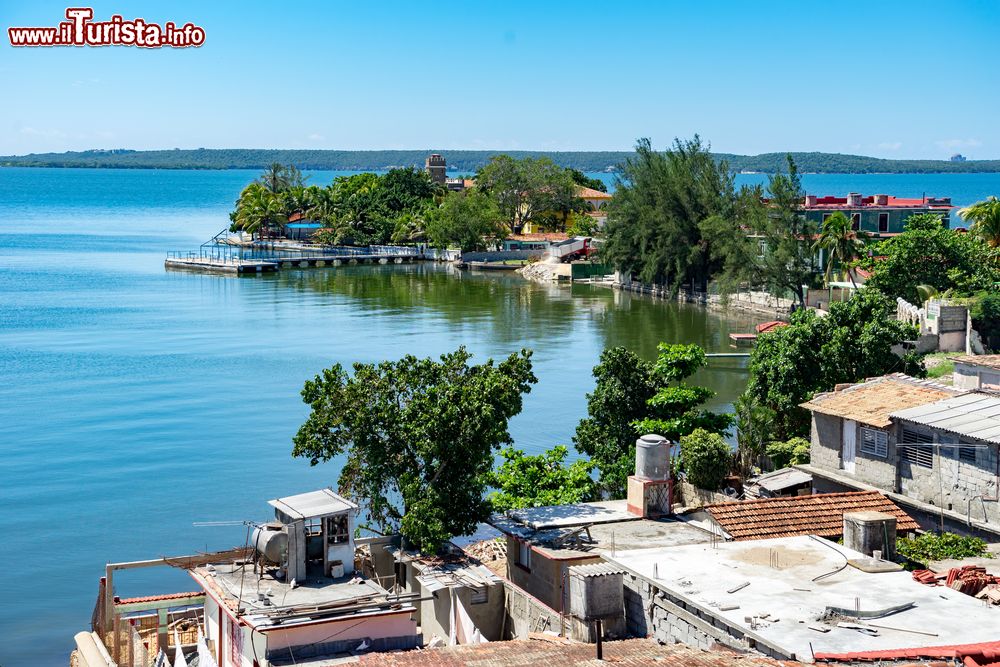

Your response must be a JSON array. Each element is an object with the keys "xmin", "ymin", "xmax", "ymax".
[
  {"xmin": 461, "ymin": 250, "xmax": 544, "ymax": 262},
  {"xmin": 810, "ymin": 413, "xmax": 843, "ymax": 472},
  {"xmin": 954, "ymin": 362, "xmax": 1000, "ymax": 391},
  {"xmin": 810, "ymin": 414, "xmax": 897, "ymax": 491},
  {"xmin": 621, "ymin": 571, "xmax": 791, "ymax": 659},
  {"xmin": 895, "ymin": 422, "xmax": 1000, "ymax": 524},
  {"xmin": 501, "ymin": 580, "xmax": 563, "ymax": 639},
  {"xmin": 676, "ymin": 480, "xmax": 732, "ymax": 508},
  {"xmin": 504, "ymin": 536, "xmax": 599, "ymax": 611}
]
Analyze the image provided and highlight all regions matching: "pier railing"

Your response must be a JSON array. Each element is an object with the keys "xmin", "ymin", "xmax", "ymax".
[{"xmin": 167, "ymin": 244, "xmax": 420, "ymax": 265}]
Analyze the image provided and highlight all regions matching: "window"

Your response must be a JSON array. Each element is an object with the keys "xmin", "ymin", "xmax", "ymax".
[
  {"xmin": 899, "ymin": 428, "xmax": 933, "ymax": 468},
  {"xmin": 960, "ymin": 446, "xmax": 978, "ymax": 464},
  {"xmin": 326, "ymin": 514, "xmax": 349, "ymax": 545},
  {"xmin": 851, "ymin": 213, "xmax": 861, "ymax": 231},
  {"xmin": 823, "ymin": 213, "xmax": 833, "ymax": 222},
  {"xmin": 758, "ymin": 239, "xmax": 766, "ymax": 258},
  {"xmin": 860, "ymin": 427, "xmax": 888, "ymax": 458},
  {"xmin": 305, "ymin": 519, "xmax": 322, "ymax": 536},
  {"xmin": 469, "ymin": 587, "xmax": 488, "ymax": 605},
  {"xmin": 878, "ymin": 213, "xmax": 889, "ymax": 233},
  {"xmin": 517, "ymin": 540, "xmax": 531, "ymax": 571}
]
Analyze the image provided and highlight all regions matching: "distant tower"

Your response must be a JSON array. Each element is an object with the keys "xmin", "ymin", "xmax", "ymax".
[{"xmin": 425, "ymin": 153, "xmax": 447, "ymax": 185}]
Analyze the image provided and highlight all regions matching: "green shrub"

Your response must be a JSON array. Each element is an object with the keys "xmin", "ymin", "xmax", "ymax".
[
  {"xmin": 765, "ymin": 437, "xmax": 811, "ymax": 470},
  {"xmin": 897, "ymin": 532, "xmax": 992, "ymax": 563},
  {"xmin": 680, "ymin": 428, "xmax": 731, "ymax": 491},
  {"xmin": 972, "ymin": 291, "xmax": 1000, "ymax": 353}
]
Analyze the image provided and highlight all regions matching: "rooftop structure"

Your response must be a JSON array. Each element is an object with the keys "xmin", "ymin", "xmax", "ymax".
[
  {"xmin": 268, "ymin": 488, "xmax": 358, "ymax": 521},
  {"xmin": 750, "ymin": 467, "xmax": 812, "ymax": 497},
  {"xmin": 704, "ymin": 490, "xmax": 919, "ymax": 541},
  {"xmin": 606, "ymin": 535, "xmax": 1000, "ymax": 661},
  {"xmin": 801, "ymin": 193, "xmax": 953, "ymax": 210},
  {"xmin": 801, "ymin": 374, "xmax": 958, "ymax": 428},
  {"xmin": 950, "ymin": 354, "xmax": 1000, "ymax": 390}
]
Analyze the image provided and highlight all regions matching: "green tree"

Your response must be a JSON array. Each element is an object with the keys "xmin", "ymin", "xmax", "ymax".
[
  {"xmin": 292, "ymin": 347, "xmax": 537, "ymax": 553},
  {"xmin": 858, "ymin": 213, "xmax": 1000, "ymax": 302},
  {"xmin": 573, "ymin": 344, "xmax": 730, "ymax": 497},
  {"xmin": 487, "ymin": 446, "xmax": 598, "ymax": 512},
  {"xmin": 425, "ymin": 190, "xmax": 507, "ymax": 251},
  {"xmin": 258, "ymin": 163, "xmax": 306, "ymax": 193},
  {"xmin": 765, "ymin": 437, "xmax": 810, "ymax": 470},
  {"xmin": 568, "ymin": 168, "xmax": 608, "ymax": 193},
  {"xmin": 679, "ymin": 429, "xmax": 731, "ymax": 491},
  {"xmin": 732, "ymin": 392, "xmax": 776, "ymax": 475},
  {"xmin": 229, "ymin": 182, "xmax": 286, "ymax": 239},
  {"xmin": 602, "ymin": 136, "xmax": 752, "ymax": 293},
  {"xmin": 475, "ymin": 155, "xmax": 574, "ymax": 234},
  {"xmin": 972, "ymin": 291, "xmax": 1000, "ymax": 352},
  {"xmin": 959, "ymin": 196, "xmax": 1000, "ymax": 248},
  {"xmin": 813, "ymin": 211, "xmax": 867, "ymax": 287},
  {"xmin": 743, "ymin": 288, "xmax": 924, "ymax": 440},
  {"xmin": 753, "ymin": 156, "xmax": 818, "ymax": 307}
]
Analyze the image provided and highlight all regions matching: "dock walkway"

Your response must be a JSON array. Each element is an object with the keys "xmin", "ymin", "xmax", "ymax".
[{"xmin": 165, "ymin": 244, "xmax": 421, "ymax": 275}]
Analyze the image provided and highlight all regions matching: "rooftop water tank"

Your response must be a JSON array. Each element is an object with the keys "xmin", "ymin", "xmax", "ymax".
[
  {"xmin": 635, "ymin": 434, "xmax": 670, "ymax": 480},
  {"xmin": 252, "ymin": 523, "xmax": 288, "ymax": 565}
]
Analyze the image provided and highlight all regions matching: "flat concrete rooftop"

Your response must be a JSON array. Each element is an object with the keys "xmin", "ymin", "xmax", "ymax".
[
  {"xmin": 605, "ymin": 535, "xmax": 1000, "ymax": 660},
  {"xmin": 192, "ymin": 562, "xmax": 408, "ymax": 629},
  {"xmin": 492, "ymin": 508, "xmax": 712, "ymax": 560}
]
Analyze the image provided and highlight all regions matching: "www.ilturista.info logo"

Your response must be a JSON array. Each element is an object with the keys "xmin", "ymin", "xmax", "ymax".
[{"xmin": 8, "ymin": 8, "xmax": 205, "ymax": 48}]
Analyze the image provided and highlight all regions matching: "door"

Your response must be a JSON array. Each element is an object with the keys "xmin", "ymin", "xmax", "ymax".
[{"xmin": 842, "ymin": 419, "xmax": 857, "ymax": 474}]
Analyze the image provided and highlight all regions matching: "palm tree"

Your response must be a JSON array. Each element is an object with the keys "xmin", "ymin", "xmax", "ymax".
[
  {"xmin": 813, "ymin": 211, "xmax": 867, "ymax": 288},
  {"xmin": 233, "ymin": 183, "xmax": 286, "ymax": 239},
  {"xmin": 959, "ymin": 196, "xmax": 1000, "ymax": 247}
]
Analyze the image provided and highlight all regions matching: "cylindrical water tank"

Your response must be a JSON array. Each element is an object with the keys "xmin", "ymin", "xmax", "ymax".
[
  {"xmin": 635, "ymin": 434, "xmax": 670, "ymax": 480},
  {"xmin": 252, "ymin": 524, "xmax": 288, "ymax": 564}
]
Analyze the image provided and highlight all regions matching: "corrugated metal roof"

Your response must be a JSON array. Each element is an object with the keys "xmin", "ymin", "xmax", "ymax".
[
  {"xmin": 892, "ymin": 392, "xmax": 1000, "ymax": 443},
  {"xmin": 568, "ymin": 562, "xmax": 624, "ymax": 578},
  {"xmin": 267, "ymin": 488, "xmax": 357, "ymax": 520},
  {"xmin": 756, "ymin": 468, "xmax": 812, "ymax": 493}
]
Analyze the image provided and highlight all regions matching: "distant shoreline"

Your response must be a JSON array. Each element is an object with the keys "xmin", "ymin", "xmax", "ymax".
[{"xmin": 3, "ymin": 148, "xmax": 1000, "ymax": 174}]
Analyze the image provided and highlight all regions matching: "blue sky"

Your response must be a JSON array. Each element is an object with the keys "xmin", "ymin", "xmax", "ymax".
[{"xmin": 0, "ymin": 1, "xmax": 997, "ymax": 158}]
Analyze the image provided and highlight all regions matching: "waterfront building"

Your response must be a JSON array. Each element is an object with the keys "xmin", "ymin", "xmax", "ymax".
[{"xmin": 800, "ymin": 192, "xmax": 952, "ymax": 237}]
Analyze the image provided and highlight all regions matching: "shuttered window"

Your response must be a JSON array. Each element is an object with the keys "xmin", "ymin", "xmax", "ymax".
[
  {"xmin": 960, "ymin": 445, "xmax": 978, "ymax": 464},
  {"xmin": 899, "ymin": 428, "xmax": 934, "ymax": 468},
  {"xmin": 860, "ymin": 427, "xmax": 888, "ymax": 458}
]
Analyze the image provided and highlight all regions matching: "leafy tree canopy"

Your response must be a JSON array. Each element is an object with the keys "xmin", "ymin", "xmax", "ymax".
[
  {"xmin": 743, "ymin": 288, "xmax": 924, "ymax": 440},
  {"xmin": 486, "ymin": 445, "xmax": 597, "ymax": 512},
  {"xmin": 574, "ymin": 343, "xmax": 730, "ymax": 497},
  {"xmin": 424, "ymin": 190, "xmax": 507, "ymax": 251},
  {"xmin": 858, "ymin": 213, "xmax": 1000, "ymax": 303},
  {"xmin": 475, "ymin": 155, "xmax": 578, "ymax": 234},
  {"xmin": 292, "ymin": 346, "xmax": 537, "ymax": 553},
  {"xmin": 679, "ymin": 428, "xmax": 731, "ymax": 491}
]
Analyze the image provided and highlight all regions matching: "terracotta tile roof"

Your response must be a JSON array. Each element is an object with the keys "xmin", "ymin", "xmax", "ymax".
[
  {"xmin": 755, "ymin": 320, "xmax": 788, "ymax": 334},
  {"xmin": 815, "ymin": 639, "xmax": 1000, "ymax": 663},
  {"xmin": 359, "ymin": 637, "xmax": 798, "ymax": 666},
  {"xmin": 575, "ymin": 185, "xmax": 612, "ymax": 199},
  {"xmin": 705, "ymin": 490, "xmax": 919, "ymax": 541},
  {"xmin": 800, "ymin": 374, "xmax": 958, "ymax": 428},
  {"xmin": 949, "ymin": 354, "xmax": 1000, "ymax": 370},
  {"xmin": 116, "ymin": 591, "xmax": 204, "ymax": 605}
]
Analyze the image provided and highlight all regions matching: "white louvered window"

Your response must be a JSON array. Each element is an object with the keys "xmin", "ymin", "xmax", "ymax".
[{"xmin": 860, "ymin": 427, "xmax": 888, "ymax": 458}]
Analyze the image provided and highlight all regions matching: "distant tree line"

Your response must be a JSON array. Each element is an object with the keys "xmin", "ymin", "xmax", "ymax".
[{"xmin": 5, "ymin": 147, "xmax": 1000, "ymax": 173}]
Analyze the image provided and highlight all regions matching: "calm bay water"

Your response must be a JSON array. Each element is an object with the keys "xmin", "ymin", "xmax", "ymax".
[{"xmin": 1, "ymin": 167, "xmax": 998, "ymax": 665}]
